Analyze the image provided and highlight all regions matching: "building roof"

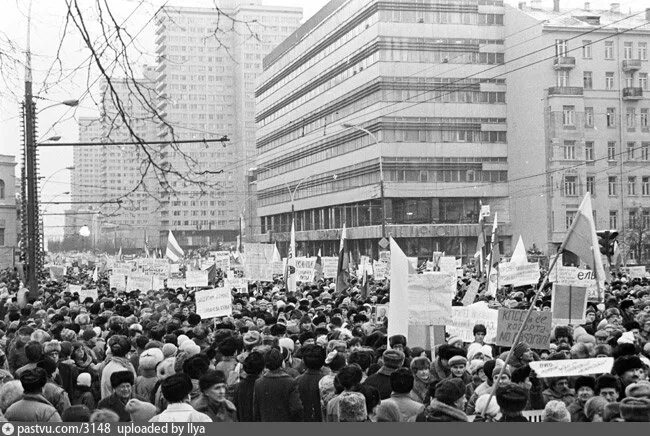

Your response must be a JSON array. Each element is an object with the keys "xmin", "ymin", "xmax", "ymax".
[{"xmin": 517, "ymin": 5, "xmax": 649, "ymax": 32}]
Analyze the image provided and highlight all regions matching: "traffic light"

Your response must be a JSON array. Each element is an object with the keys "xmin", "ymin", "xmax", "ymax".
[{"xmin": 596, "ymin": 230, "xmax": 618, "ymax": 262}]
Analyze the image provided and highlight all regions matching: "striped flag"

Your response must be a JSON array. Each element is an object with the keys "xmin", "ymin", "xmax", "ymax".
[
  {"xmin": 165, "ymin": 231, "xmax": 184, "ymax": 262},
  {"xmin": 314, "ymin": 248, "xmax": 323, "ymax": 282},
  {"xmin": 92, "ymin": 266, "xmax": 98, "ymax": 283},
  {"xmin": 336, "ymin": 223, "xmax": 350, "ymax": 294},
  {"xmin": 285, "ymin": 219, "xmax": 296, "ymax": 293},
  {"xmin": 563, "ymin": 193, "xmax": 605, "ymax": 285}
]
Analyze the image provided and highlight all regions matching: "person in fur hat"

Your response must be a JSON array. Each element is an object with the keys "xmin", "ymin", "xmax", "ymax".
[
  {"xmin": 612, "ymin": 355, "xmax": 645, "ymax": 393},
  {"xmin": 414, "ymin": 378, "xmax": 468, "ymax": 422},
  {"xmin": 191, "ymin": 370, "xmax": 237, "ymax": 422},
  {"xmin": 495, "ymin": 382, "xmax": 529, "ymax": 422},
  {"xmin": 567, "ymin": 376, "xmax": 596, "ymax": 422},
  {"xmin": 5, "ymin": 368, "xmax": 61, "ymax": 422},
  {"xmin": 542, "ymin": 376, "xmax": 575, "ymax": 407},
  {"xmin": 97, "ymin": 370, "xmax": 134, "ymax": 422},
  {"xmin": 100, "ymin": 335, "xmax": 136, "ymax": 400}
]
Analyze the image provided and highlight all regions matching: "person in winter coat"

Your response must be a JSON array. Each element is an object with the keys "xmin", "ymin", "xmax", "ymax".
[
  {"xmin": 191, "ymin": 370, "xmax": 237, "ymax": 422},
  {"xmin": 14, "ymin": 341, "xmax": 43, "ymax": 378},
  {"xmin": 73, "ymin": 372, "xmax": 96, "ymax": 410},
  {"xmin": 409, "ymin": 356, "xmax": 431, "ymax": 404},
  {"xmin": 97, "ymin": 370, "xmax": 134, "ymax": 422},
  {"xmin": 149, "ymin": 373, "xmax": 211, "ymax": 422},
  {"xmin": 253, "ymin": 348, "xmax": 303, "ymax": 422},
  {"xmin": 567, "ymin": 376, "xmax": 596, "ymax": 422},
  {"xmin": 363, "ymin": 349, "xmax": 405, "ymax": 400},
  {"xmin": 295, "ymin": 344, "xmax": 327, "ymax": 422},
  {"xmin": 379, "ymin": 368, "xmax": 424, "ymax": 421},
  {"xmin": 542, "ymin": 376, "xmax": 575, "ymax": 406},
  {"xmin": 134, "ymin": 348, "xmax": 163, "ymax": 402},
  {"xmin": 231, "ymin": 351, "xmax": 264, "ymax": 422},
  {"xmin": 413, "ymin": 378, "xmax": 468, "ymax": 422},
  {"xmin": 37, "ymin": 358, "xmax": 71, "ymax": 416},
  {"xmin": 430, "ymin": 345, "xmax": 465, "ymax": 386},
  {"xmin": 100, "ymin": 335, "xmax": 136, "ymax": 399},
  {"xmin": 5, "ymin": 368, "xmax": 61, "ymax": 422},
  {"xmin": 495, "ymin": 382, "xmax": 530, "ymax": 422},
  {"xmin": 325, "ymin": 365, "xmax": 364, "ymax": 422}
]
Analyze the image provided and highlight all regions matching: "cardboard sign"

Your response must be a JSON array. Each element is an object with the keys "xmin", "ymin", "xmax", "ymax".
[
  {"xmin": 530, "ymin": 357, "xmax": 614, "ymax": 378},
  {"xmin": 68, "ymin": 284, "xmax": 82, "ymax": 295},
  {"xmin": 549, "ymin": 257, "xmax": 604, "ymax": 301},
  {"xmin": 626, "ymin": 266, "xmax": 647, "ymax": 279},
  {"xmin": 499, "ymin": 261, "xmax": 541, "ymax": 287},
  {"xmin": 169, "ymin": 264, "xmax": 180, "ymax": 274},
  {"xmin": 437, "ymin": 256, "xmax": 458, "ymax": 275},
  {"xmin": 496, "ymin": 308, "xmax": 552, "ymax": 349},
  {"xmin": 407, "ymin": 273, "xmax": 454, "ymax": 325},
  {"xmin": 49, "ymin": 266, "xmax": 66, "ymax": 281},
  {"xmin": 551, "ymin": 284, "xmax": 588, "ymax": 325},
  {"xmin": 185, "ymin": 270, "xmax": 209, "ymax": 288},
  {"xmin": 166, "ymin": 278, "xmax": 186, "ymax": 289},
  {"xmin": 318, "ymin": 257, "xmax": 337, "ymax": 278},
  {"xmin": 373, "ymin": 261, "xmax": 388, "ymax": 281},
  {"xmin": 446, "ymin": 302, "xmax": 498, "ymax": 344},
  {"xmin": 243, "ymin": 243, "xmax": 275, "ymax": 281},
  {"xmin": 212, "ymin": 251, "xmax": 231, "ymax": 270},
  {"xmin": 127, "ymin": 274, "xmax": 153, "ymax": 292},
  {"xmin": 223, "ymin": 278, "xmax": 248, "ymax": 294},
  {"xmin": 109, "ymin": 274, "xmax": 126, "ymax": 291},
  {"xmin": 461, "ymin": 279, "xmax": 481, "ymax": 306},
  {"xmin": 151, "ymin": 275, "xmax": 166, "ymax": 291},
  {"xmin": 195, "ymin": 287, "xmax": 232, "ymax": 319},
  {"xmin": 78, "ymin": 288, "xmax": 99, "ymax": 302},
  {"xmin": 295, "ymin": 257, "xmax": 316, "ymax": 283}
]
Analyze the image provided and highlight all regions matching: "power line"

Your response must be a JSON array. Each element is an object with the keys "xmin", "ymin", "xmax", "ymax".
[{"xmin": 38, "ymin": 136, "xmax": 229, "ymax": 147}]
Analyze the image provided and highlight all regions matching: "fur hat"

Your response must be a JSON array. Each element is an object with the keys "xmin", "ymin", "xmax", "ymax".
[
  {"xmin": 157, "ymin": 357, "xmax": 176, "ymax": 380},
  {"xmin": 139, "ymin": 348, "xmax": 164, "ymax": 371},
  {"xmin": 468, "ymin": 359, "xmax": 485, "ymax": 375},
  {"xmin": 612, "ymin": 355, "xmax": 643, "ymax": 376},
  {"xmin": 110, "ymin": 370, "xmax": 134, "ymax": 388},
  {"xmin": 108, "ymin": 335, "xmax": 130, "ymax": 357},
  {"xmin": 243, "ymin": 331, "xmax": 262, "ymax": 347},
  {"xmin": 125, "ymin": 399, "xmax": 157, "ymax": 422},
  {"xmin": 619, "ymin": 397, "xmax": 650, "ymax": 422},
  {"xmin": 495, "ymin": 383, "xmax": 528, "ymax": 413},
  {"xmin": 43, "ymin": 340, "xmax": 62, "ymax": 355},
  {"xmin": 543, "ymin": 400, "xmax": 571, "ymax": 422},
  {"xmin": 625, "ymin": 381, "xmax": 650, "ymax": 399},
  {"xmin": 389, "ymin": 335, "xmax": 407, "ymax": 348},
  {"xmin": 77, "ymin": 372, "xmax": 92, "ymax": 387},
  {"xmin": 179, "ymin": 339, "xmax": 200, "ymax": 356},
  {"xmin": 584, "ymin": 396, "xmax": 608, "ymax": 420},
  {"xmin": 603, "ymin": 402, "xmax": 621, "ymax": 422},
  {"xmin": 595, "ymin": 374, "xmax": 621, "ymax": 394},
  {"xmin": 574, "ymin": 376, "xmax": 596, "ymax": 393},
  {"xmin": 162, "ymin": 343, "xmax": 177, "ymax": 358},
  {"xmin": 434, "ymin": 378, "xmax": 466, "ymax": 404},
  {"xmin": 30, "ymin": 329, "xmax": 51, "ymax": 344},
  {"xmin": 448, "ymin": 355, "xmax": 468, "ymax": 367},
  {"xmin": 511, "ymin": 342, "xmax": 530, "ymax": 360},
  {"xmin": 337, "ymin": 391, "xmax": 368, "ymax": 422},
  {"xmin": 382, "ymin": 349, "xmax": 405, "ymax": 369}
]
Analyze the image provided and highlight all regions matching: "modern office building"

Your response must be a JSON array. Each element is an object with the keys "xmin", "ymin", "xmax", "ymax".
[
  {"xmin": 255, "ymin": 0, "xmax": 512, "ymax": 261},
  {"xmin": 506, "ymin": 2, "xmax": 650, "ymax": 261},
  {"xmin": 154, "ymin": 1, "xmax": 302, "ymax": 249}
]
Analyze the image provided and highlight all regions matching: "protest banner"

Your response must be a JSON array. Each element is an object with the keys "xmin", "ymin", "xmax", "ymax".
[
  {"xmin": 529, "ymin": 357, "xmax": 614, "ymax": 378},
  {"xmin": 407, "ymin": 272, "xmax": 454, "ymax": 325},
  {"xmin": 185, "ymin": 270, "xmax": 209, "ymax": 288},
  {"xmin": 438, "ymin": 256, "xmax": 457, "ymax": 275},
  {"xmin": 127, "ymin": 274, "xmax": 153, "ymax": 292},
  {"xmin": 109, "ymin": 274, "xmax": 126, "ymax": 291},
  {"xmin": 243, "ymin": 243, "xmax": 275, "ymax": 281},
  {"xmin": 373, "ymin": 261, "xmax": 388, "ymax": 281},
  {"xmin": 499, "ymin": 261, "xmax": 541, "ymax": 287},
  {"xmin": 446, "ymin": 302, "xmax": 498, "ymax": 344},
  {"xmin": 407, "ymin": 257, "xmax": 419, "ymax": 270},
  {"xmin": 549, "ymin": 256, "xmax": 604, "ymax": 301},
  {"xmin": 166, "ymin": 278, "xmax": 186, "ymax": 289},
  {"xmin": 0, "ymin": 247, "xmax": 14, "ymax": 270},
  {"xmin": 49, "ymin": 265, "xmax": 66, "ymax": 281},
  {"xmin": 151, "ymin": 275, "xmax": 166, "ymax": 291},
  {"xmin": 195, "ymin": 287, "xmax": 232, "ymax": 319},
  {"xmin": 321, "ymin": 257, "xmax": 338, "ymax": 279},
  {"xmin": 626, "ymin": 266, "xmax": 647, "ymax": 279},
  {"xmin": 211, "ymin": 251, "xmax": 231, "ymax": 271},
  {"xmin": 77, "ymin": 288, "xmax": 99, "ymax": 302},
  {"xmin": 551, "ymin": 284, "xmax": 588, "ymax": 325},
  {"xmin": 223, "ymin": 278, "xmax": 248, "ymax": 294},
  {"xmin": 68, "ymin": 284, "xmax": 82, "ymax": 295},
  {"xmin": 461, "ymin": 279, "xmax": 481, "ymax": 306},
  {"xmin": 295, "ymin": 257, "xmax": 316, "ymax": 283},
  {"xmin": 169, "ymin": 263, "xmax": 180, "ymax": 274},
  {"xmin": 496, "ymin": 308, "xmax": 552, "ymax": 349},
  {"xmin": 112, "ymin": 266, "xmax": 132, "ymax": 276}
]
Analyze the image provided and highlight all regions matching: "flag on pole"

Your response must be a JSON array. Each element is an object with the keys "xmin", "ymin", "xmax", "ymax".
[
  {"xmin": 314, "ymin": 248, "xmax": 323, "ymax": 282},
  {"xmin": 336, "ymin": 224, "xmax": 350, "ymax": 294},
  {"xmin": 511, "ymin": 235, "xmax": 528, "ymax": 265},
  {"xmin": 92, "ymin": 266, "xmax": 98, "ymax": 283},
  {"xmin": 361, "ymin": 258, "xmax": 369, "ymax": 300},
  {"xmin": 165, "ymin": 231, "xmax": 184, "ymax": 262},
  {"xmin": 612, "ymin": 241, "xmax": 622, "ymax": 268},
  {"xmin": 145, "ymin": 245, "xmax": 150, "ymax": 258},
  {"xmin": 117, "ymin": 247, "xmax": 123, "ymax": 260},
  {"xmin": 563, "ymin": 193, "xmax": 606, "ymax": 283},
  {"xmin": 475, "ymin": 205, "xmax": 487, "ymax": 274},
  {"xmin": 285, "ymin": 219, "xmax": 296, "ymax": 293},
  {"xmin": 387, "ymin": 237, "xmax": 409, "ymax": 342},
  {"xmin": 489, "ymin": 212, "xmax": 500, "ymax": 266}
]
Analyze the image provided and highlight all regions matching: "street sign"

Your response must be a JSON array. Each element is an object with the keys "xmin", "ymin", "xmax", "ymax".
[{"xmin": 379, "ymin": 238, "xmax": 389, "ymax": 249}]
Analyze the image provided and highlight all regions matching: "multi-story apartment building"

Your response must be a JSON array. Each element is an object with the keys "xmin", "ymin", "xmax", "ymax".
[
  {"xmin": 0, "ymin": 155, "xmax": 17, "ymax": 268},
  {"xmin": 72, "ymin": 117, "xmax": 102, "ymax": 208},
  {"xmin": 154, "ymin": 1, "xmax": 302, "ymax": 249},
  {"xmin": 255, "ymin": 0, "xmax": 512, "ymax": 261},
  {"xmin": 507, "ymin": 2, "xmax": 650, "ymax": 261}
]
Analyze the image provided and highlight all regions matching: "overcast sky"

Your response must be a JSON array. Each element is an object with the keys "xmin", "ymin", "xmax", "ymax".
[{"xmin": 0, "ymin": 0, "xmax": 645, "ymax": 239}]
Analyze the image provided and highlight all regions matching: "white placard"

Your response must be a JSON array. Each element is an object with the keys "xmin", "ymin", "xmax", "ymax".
[
  {"xmin": 530, "ymin": 358, "xmax": 614, "ymax": 378},
  {"xmin": 185, "ymin": 270, "xmax": 209, "ymax": 288},
  {"xmin": 195, "ymin": 287, "xmax": 232, "ymax": 319}
]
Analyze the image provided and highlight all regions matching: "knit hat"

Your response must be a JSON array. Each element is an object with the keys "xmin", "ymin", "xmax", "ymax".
[
  {"xmin": 434, "ymin": 378, "xmax": 466, "ymax": 404},
  {"xmin": 337, "ymin": 391, "xmax": 368, "ymax": 422},
  {"xmin": 382, "ymin": 349, "xmax": 405, "ymax": 370},
  {"xmin": 475, "ymin": 393, "xmax": 500, "ymax": 418},
  {"xmin": 179, "ymin": 339, "xmax": 200, "ymax": 356},
  {"xmin": 278, "ymin": 337, "xmax": 295, "ymax": 353},
  {"xmin": 177, "ymin": 335, "xmax": 190, "ymax": 346},
  {"xmin": 543, "ymin": 400, "xmax": 571, "ymax": 422},
  {"xmin": 612, "ymin": 355, "xmax": 643, "ymax": 376},
  {"xmin": 584, "ymin": 396, "xmax": 608, "ymax": 420},
  {"xmin": 110, "ymin": 370, "xmax": 134, "ymax": 388},
  {"xmin": 617, "ymin": 331, "xmax": 636, "ymax": 345},
  {"xmin": 157, "ymin": 357, "xmax": 176, "ymax": 380},
  {"xmin": 125, "ymin": 399, "xmax": 157, "ymax": 422},
  {"xmin": 448, "ymin": 355, "xmax": 468, "ymax": 367},
  {"xmin": 375, "ymin": 400, "xmax": 401, "ymax": 422},
  {"xmin": 468, "ymin": 359, "xmax": 485, "ymax": 375},
  {"xmin": 162, "ymin": 343, "xmax": 177, "ymax": 358},
  {"xmin": 495, "ymin": 383, "xmax": 528, "ymax": 413},
  {"xmin": 619, "ymin": 397, "xmax": 650, "ymax": 422},
  {"xmin": 467, "ymin": 343, "xmax": 483, "ymax": 361},
  {"xmin": 139, "ymin": 348, "xmax": 164, "ymax": 371},
  {"xmin": 43, "ymin": 340, "xmax": 62, "ymax": 355},
  {"xmin": 625, "ymin": 381, "xmax": 650, "ymax": 399},
  {"xmin": 77, "ymin": 372, "xmax": 92, "ymax": 387},
  {"xmin": 447, "ymin": 336, "xmax": 463, "ymax": 348},
  {"xmin": 511, "ymin": 342, "xmax": 530, "ymax": 360},
  {"xmin": 243, "ymin": 331, "xmax": 262, "ymax": 347},
  {"xmin": 574, "ymin": 376, "xmax": 596, "ymax": 393}
]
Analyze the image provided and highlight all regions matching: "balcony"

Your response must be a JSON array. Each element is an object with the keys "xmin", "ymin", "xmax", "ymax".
[
  {"xmin": 623, "ymin": 87, "xmax": 643, "ymax": 100},
  {"xmin": 622, "ymin": 59, "xmax": 642, "ymax": 72},
  {"xmin": 548, "ymin": 86, "xmax": 584, "ymax": 96},
  {"xmin": 553, "ymin": 56, "xmax": 576, "ymax": 70}
]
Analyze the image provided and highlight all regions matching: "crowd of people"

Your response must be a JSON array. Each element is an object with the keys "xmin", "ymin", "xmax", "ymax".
[{"xmin": 0, "ymin": 256, "xmax": 649, "ymax": 423}]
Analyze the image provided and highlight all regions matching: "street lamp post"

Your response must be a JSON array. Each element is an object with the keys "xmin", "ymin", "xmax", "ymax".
[{"xmin": 342, "ymin": 123, "xmax": 386, "ymax": 239}]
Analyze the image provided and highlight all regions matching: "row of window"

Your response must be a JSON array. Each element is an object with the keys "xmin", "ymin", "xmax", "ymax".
[
  {"xmin": 386, "ymin": 169, "xmax": 507, "ymax": 183},
  {"xmin": 380, "ymin": 10, "xmax": 504, "ymax": 26},
  {"xmin": 566, "ymin": 209, "xmax": 649, "ymax": 232},
  {"xmin": 559, "ymin": 141, "xmax": 650, "ymax": 161},
  {"xmin": 567, "ymin": 107, "xmax": 650, "ymax": 129},
  {"xmin": 168, "ymin": 220, "xmax": 234, "ymax": 227},
  {"xmin": 558, "ymin": 39, "xmax": 648, "ymax": 61},
  {"xmin": 562, "ymin": 174, "xmax": 650, "ymax": 197},
  {"xmin": 580, "ymin": 71, "xmax": 648, "ymax": 90}
]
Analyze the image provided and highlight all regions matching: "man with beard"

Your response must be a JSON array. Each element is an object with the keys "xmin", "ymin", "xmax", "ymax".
[
  {"xmin": 567, "ymin": 376, "xmax": 596, "ymax": 422},
  {"xmin": 542, "ymin": 376, "xmax": 575, "ymax": 406},
  {"xmin": 613, "ymin": 355, "xmax": 645, "ymax": 396}
]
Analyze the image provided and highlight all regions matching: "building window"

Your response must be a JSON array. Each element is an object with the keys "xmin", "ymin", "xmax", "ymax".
[
  {"xmin": 563, "ymin": 141, "xmax": 576, "ymax": 159},
  {"xmin": 585, "ymin": 107, "xmax": 594, "ymax": 127},
  {"xmin": 627, "ymin": 142, "xmax": 636, "ymax": 160},
  {"xmin": 609, "ymin": 210, "xmax": 618, "ymax": 229},
  {"xmin": 605, "ymin": 41, "xmax": 614, "ymax": 59},
  {"xmin": 0, "ymin": 180, "xmax": 4, "ymax": 199},
  {"xmin": 625, "ymin": 74, "xmax": 634, "ymax": 88},
  {"xmin": 627, "ymin": 108, "xmax": 636, "ymax": 128},
  {"xmin": 0, "ymin": 229, "xmax": 3, "ymax": 246},
  {"xmin": 641, "ymin": 108, "xmax": 649, "ymax": 127},
  {"xmin": 629, "ymin": 210, "xmax": 637, "ymax": 227},
  {"xmin": 628, "ymin": 176, "xmax": 637, "ymax": 195},
  {"xmin": 608, "ymin": 176, "xmax": 618, "ymax": 196},
  {"xmin": 643, "ymin": 177, "xmax": 650, "ymax": 196},
  {"xmin": 557, "ymin": 70, "xmax": 569, "ymax": 87},
  {"xmin": 585, "ymin": 142, "xmax": 594, "ymax": 161},
  {"xmin": 644, "ymin": 210, "xmax": 650, "ymax": 228},
  {"xmin": 563, "ymin": 105, "xmax": 575, "ymax": 126},
  {"xmin": 608, "ymin": 142, "xmax": 617, "ymax": 160},
  {"xmin": 564, "ymin": 175, "xmax": 577, "ymax": 196},
  {"xmin": 641, "ymin": 73, "xmax": 649, "ymax": 90},
  {"xmin": 606, "ymin": 108, "xmax": 616, "ymax": 127},
  {"xmin": 555, "ymin": 39, "xmax": 568, "ymax": 57},
  {"xmin": 565, "ymin": 211, "xmax": 576, "ymax": 229},
  {"xmin": 643, "ymin": 142, "xmax": 650, "ymax": 160},
  {"xmin": 586, "ymin": 175, "xmax": 595, "ymax": 195},
  {"xmin": 582, "ymin": 40, "xmax": 592, "ymax": 58},
  {"xmin": 583, "ymin": 71, "xmax": 593, "ymax": 89},
  {"xmin": 640, "ymin": 42, "xmax": 648, "ymax": 60},
  {"xmin": 605, "ymin": 72, "xmax": 615, "ymax": 90},
  {"xmin": 624, "ymin": 42, "xmax": 633, "ymax": 59}
]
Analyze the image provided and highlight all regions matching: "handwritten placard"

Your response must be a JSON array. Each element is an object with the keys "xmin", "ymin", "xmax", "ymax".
[
  {"xmin": 446, "ymin": 302, "xmax": 499, "ymax": 344},
  {"xmin": 407, "ymin": 273, "xmax": 454, "ymax": 325},
  {"xmin": 185, "ymin": 270, "xmax": 209, "ymax": 288},
  {"xmin": 530, "ymin": 358, "xmax": 614, "ymax": 378},
  {"xmin": 496, "ymin": 308, "xmax": 552, "ymax": 349},
  {"xmin": 195, "ymin": 287, "xmax": 232, "ymax": 319}
]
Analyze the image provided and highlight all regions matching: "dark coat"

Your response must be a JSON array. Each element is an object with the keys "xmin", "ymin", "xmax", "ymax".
[
  {"xmin": 295, "ymin": 368, "xmax": 326, "ymax": 422},
  {"xmin": 363, "ymin": 367, "xmax": 395, "ymax": 400},
  {"xmin": 97, "ymin": 393, "xmax": 131, "ymax": 422},
  {"xmin": 191, "ymin": 394, "xmax": 237, "ymax": 422},
  {"xmin": 232, "ymin": 374, "xmax": 259, "ymax": 422},
  {"xmin": 253, "ymin": 369, "xmax": 303, "ymax": 422},
  {"xmin": 414, "ymin": 399, "xmax": 468, "ymax": 422},
  {"xmin": 73, "ymin": 386, "xmax": 96, "ymax": 411}
]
